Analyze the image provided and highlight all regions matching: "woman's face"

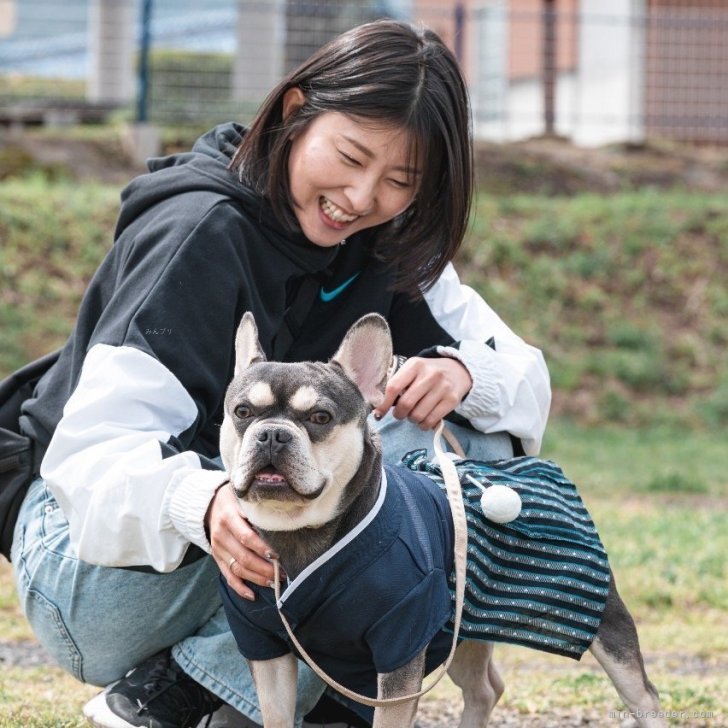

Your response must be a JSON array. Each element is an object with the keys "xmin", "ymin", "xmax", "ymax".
[{"xmin": 285, "ymin": 107, "xmax": 420, "ymax": 247}]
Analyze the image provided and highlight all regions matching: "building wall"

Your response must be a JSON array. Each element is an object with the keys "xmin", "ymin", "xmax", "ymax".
[{"xmin": 507, "ymin": 0, "xmax": 578, "ymax": 80}]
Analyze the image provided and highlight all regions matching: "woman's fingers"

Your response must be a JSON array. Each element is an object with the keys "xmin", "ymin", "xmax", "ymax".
[
  {"xmin": 207, "ymin": 485, "xmax": 282, "ymax": 600},
  {"xmin": 375, "ymin": 357, "xmax": 472, "ymax": 429}
]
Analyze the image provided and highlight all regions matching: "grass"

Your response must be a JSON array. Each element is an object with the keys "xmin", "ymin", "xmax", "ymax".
[
  {"xmin": 0, "ymin": 52, "xmax": 258, "ymax": 129},
  {"xmin": 460, "ymin": 189, "xmax": 728, "ymax": 428},
  {"xmin": 0, "ymin": 176, "xmax": 119, "ymax": 375},
  {"xmin": 542, "ymin": 419, "xmax": 727, "ymax": 498},
  {"xmin": 1, "ymin": 423, "xmax": 726, "ymax": 726},
  {"xmin": 0, "ymin": 667, "xmax": 97, "ymax": 728}
]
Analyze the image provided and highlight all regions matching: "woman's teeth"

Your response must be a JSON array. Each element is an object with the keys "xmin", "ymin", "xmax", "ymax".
[{"xmin": 321, "ymin": 198, "xmax": 358, "ymax": 223}]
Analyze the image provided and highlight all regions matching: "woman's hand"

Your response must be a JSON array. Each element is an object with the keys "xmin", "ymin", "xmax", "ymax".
[
  {"xmin": 205, "ymin": 484, "xmax": 279, "ymax": 601},
  {"xmin": 373, "ymin": 356, "xmax": 472, "ymax": 430}
]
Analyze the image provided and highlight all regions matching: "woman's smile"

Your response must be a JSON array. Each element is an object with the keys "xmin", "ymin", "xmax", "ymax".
[{"xmin": 319, "ymin": 196, "xmax": 359, "ymax": 228}]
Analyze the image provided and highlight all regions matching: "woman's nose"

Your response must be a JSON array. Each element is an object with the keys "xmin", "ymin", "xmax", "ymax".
[{"xmin": 345, "ymin": 178, "xmax": 377, "ymax": 216}]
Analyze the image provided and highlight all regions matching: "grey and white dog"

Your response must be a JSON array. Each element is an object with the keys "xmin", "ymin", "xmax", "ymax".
[{"xmin": 219, "ymin": 312, "xmax": 665, "ymax": 728}]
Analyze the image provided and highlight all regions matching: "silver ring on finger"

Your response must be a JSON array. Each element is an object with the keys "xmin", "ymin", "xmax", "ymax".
[{"xmin": 228, "ymin": 556, "xmax": 237, "ymax": 570}]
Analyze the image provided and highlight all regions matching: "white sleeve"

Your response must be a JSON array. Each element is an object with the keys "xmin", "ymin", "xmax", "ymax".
[
  {"xmin": 422, "ymin": 264, "xmax": 551, "ymax": 455},
  {"xmin": 40, "ymin": 344, "xmax": 228, "ymax": 571}
]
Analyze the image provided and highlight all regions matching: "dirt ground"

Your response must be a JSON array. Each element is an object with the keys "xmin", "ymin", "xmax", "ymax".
[{"xmin": 0, "ymin": 638, "xmax": 633, "ymax": 728}]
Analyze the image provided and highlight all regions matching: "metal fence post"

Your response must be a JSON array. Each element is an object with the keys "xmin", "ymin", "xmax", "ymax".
[
  {"xmin": 124, "ymin": 0, "xmax": 160, "ymax": 167},
  {"xmin": 543, "ymin": 0, "xmax": 557, "ymax": 136},
  {"xmin": 454, "ymin": 2, "xmax": 465, "ymax": 66},
  {"xmin": 136, "ymin": 0, "xmax": 153, "ymax": 123}
]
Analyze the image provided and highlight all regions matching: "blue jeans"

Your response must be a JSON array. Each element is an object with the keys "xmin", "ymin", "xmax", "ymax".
[{"xmin": 11, "ymin": 414, "xmax": 512, "ymax": 725}]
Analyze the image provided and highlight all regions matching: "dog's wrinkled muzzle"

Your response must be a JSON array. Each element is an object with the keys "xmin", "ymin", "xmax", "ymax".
[{"xmin": 232, "ymin": 421, "xmax": 325, "ymax": 501}]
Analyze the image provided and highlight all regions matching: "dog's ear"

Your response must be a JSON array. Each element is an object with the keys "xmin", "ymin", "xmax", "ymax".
[
  {"xmin": 234, "ymin": 312, "xmax": 267, "ymax": 374},
  {"xmin": 331, "ymin": 314, "xmax": 392, "ymax": 408}
]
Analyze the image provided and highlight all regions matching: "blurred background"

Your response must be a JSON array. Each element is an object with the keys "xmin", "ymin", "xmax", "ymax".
[{"xmin": 1, "ymin": 0, "xmax": 727, "ymax": 144}]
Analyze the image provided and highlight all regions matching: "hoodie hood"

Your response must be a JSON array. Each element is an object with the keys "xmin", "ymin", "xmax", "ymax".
[{"xmin": 114, "ymin": 122, "xmax": 337, "ymax": 275}]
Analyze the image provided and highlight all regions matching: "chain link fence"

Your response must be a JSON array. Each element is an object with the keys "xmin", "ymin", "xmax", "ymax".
[{"xmin": 1, "ymin": 0, "xmax": 727, "ymax": 145}]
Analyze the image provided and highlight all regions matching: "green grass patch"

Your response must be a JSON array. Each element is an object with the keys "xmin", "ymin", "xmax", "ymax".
[
  {"xmin": 642, "ymin": 471, "xmax": 709, "ymax": 494},
  {"xmin": 0, "ymin": 663, "xmax": 96, "ymax": 727},
  {"xmin": 0, "ymin": 176, "xmax": 119, "ymax": 375},
  {"xmin": 461, "ymin": 189, "xmax": 728, "ymax": 428},
  {"xmin": 0, "ymin": 76, "xmax": 85, "ymax": 102},
  {"xmin": 541, "ymin": 419, "xmax": 727, "ymax": 497},
  {"xmin": 591, "ymin": 499, "xmax": 728, "ymax": 614}
]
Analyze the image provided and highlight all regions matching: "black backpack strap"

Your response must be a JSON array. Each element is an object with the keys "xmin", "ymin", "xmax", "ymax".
[{"xmin": 0, "ymin": 349, "xmax": 60, "ymax": 561}]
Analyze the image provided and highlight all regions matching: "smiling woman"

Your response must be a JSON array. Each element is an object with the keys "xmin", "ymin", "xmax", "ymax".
[{"xmin": 231, "ymin": 19, "xmax": 473, "ymax": 294}]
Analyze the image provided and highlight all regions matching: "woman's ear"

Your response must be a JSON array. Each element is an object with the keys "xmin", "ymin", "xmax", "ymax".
[{"xmin": 282, "ymin": 86, "xmax": 306, "ymax": 121}]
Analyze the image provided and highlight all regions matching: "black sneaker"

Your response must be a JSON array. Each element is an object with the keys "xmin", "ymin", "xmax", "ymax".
[{"xmin": 83, "ymin": 649, "xmax": 224, "ymax": 728}]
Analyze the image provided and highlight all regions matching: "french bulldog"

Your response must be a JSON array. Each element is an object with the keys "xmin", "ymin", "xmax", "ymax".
[{"xmin": 219, "ymin": 312, "xmax": 665, "ymax": 728}]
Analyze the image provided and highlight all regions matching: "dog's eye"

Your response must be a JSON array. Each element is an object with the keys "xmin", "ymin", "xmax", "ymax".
[
  {"xmin": 309, "ymin": 411, "xmax": 331, "ymax": 425},
  {"xmin": 234, "ymin": 405, "xmax": 253, "ymax": 419}
]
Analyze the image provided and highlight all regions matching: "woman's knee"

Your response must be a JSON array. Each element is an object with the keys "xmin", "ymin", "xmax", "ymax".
[
  {"xmin": 13, "ymin": 480, "xmax": 222, "ymax": 684},
  {"xmin": 16, "ymin": 544, "xmax": 221, "ymax": 684}
]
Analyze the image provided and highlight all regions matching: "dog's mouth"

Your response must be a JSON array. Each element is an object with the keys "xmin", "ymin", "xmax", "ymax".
[
  {"xmin": 253, "ymin": 465, "xmax": 289, "ymax": 488},
  {"xmin": 237, "ymin": 465, "xmax": 291, "ymax": 501},
  {"xmin": 235, "ymin": 464, "xmax": 325, "ymax": 502}
]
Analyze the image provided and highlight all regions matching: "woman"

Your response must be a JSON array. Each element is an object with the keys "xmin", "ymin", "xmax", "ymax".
[{"xmin": 12, "ymin": 19, "xmax": 549, "ymax": 728}]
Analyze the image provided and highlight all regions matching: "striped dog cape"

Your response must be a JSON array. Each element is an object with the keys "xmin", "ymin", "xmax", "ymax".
[{"xmin": 400, "ymin": 450, "xmax": 611, "ymax": 660}]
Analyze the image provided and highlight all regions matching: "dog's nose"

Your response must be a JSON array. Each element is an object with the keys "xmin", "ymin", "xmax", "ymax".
[{"xmin": 257, "ymin": 427, "xmax": 292, "ymax": 454}]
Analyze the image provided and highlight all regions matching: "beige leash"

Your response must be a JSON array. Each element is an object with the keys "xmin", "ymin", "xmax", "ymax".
[{"xmin": 271, "ymin": 420, "xmax": 468, "ymax": 708}]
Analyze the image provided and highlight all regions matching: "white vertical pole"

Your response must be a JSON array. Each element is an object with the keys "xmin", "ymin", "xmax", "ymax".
[
  {"xmin": 232, "ymin": 0, "xmax": 286, "ymax": 106},
  {"xmin": 575, "ymin": 0, "xmax": 639, "ymax": 145},
  {"xmin": 0, "ymin": 0, "xmax": 17, "ymax": 37},
  {"xmin": 87, "ymin": 0, "xmax": 137, "ymax": 104}
]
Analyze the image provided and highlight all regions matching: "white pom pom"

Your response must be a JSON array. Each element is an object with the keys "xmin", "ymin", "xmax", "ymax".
[{"xmin": 480, "ymin": 485, "xmax": 522, "ymax": 523}]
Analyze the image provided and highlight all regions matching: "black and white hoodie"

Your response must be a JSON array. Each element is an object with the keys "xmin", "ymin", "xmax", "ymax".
[{"xmin": 20, "ymin": 124, "xmax": 550, "ymax": 572}]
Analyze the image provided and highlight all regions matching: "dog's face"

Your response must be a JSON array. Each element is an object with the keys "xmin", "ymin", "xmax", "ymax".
[{"xmin": 220, "ymin": 313, "xmax": 392, "ymax": 532}]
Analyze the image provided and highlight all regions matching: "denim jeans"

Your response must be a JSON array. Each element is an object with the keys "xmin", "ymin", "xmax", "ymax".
[{"xmin": 11, "ymin": 413, "xmax": 512, "ymax": 725}]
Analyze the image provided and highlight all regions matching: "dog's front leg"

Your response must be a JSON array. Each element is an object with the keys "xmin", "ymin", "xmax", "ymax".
[
  {"xmin": 372, "ymin": 647, "xmax": 427, "ymax": 728},
  {"xmin": 249, "ymin": 654, "xmax": 298, "ymax": 727}
]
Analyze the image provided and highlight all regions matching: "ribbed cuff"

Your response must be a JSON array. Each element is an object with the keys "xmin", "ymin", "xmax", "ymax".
[
  {"xmin": 436, "ymin": 341, "xmax": 501, "ymax": 420},
  {"xmin": 167, "ymin": 468, "xmax": 229, "ymax": 553}
]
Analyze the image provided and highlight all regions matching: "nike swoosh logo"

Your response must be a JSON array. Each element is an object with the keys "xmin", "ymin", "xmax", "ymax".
[{"xmin": 319, "ymin": 272, "xmax": 361, "ymax": 302}]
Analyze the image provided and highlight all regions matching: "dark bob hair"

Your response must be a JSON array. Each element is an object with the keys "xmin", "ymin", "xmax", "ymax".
[{"xmin": 230, "ymin": 19, "xmax": 473, "ymax": 295}]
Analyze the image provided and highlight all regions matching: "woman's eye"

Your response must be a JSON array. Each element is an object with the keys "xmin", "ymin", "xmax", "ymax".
[
  {"xmin": 310, "ymin": 411, "xmax": 331, "ymax": 425},
  {"xmin": 339, "ymin": 151, "xmax": 360, "ymax": 166},
  {"xmin": 234, "ymin": 405, "xmax": 252, "ymax": 419},
  {"xmin": 389, "ymin": 178, "xmax": 410, "ymax": 189}
]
